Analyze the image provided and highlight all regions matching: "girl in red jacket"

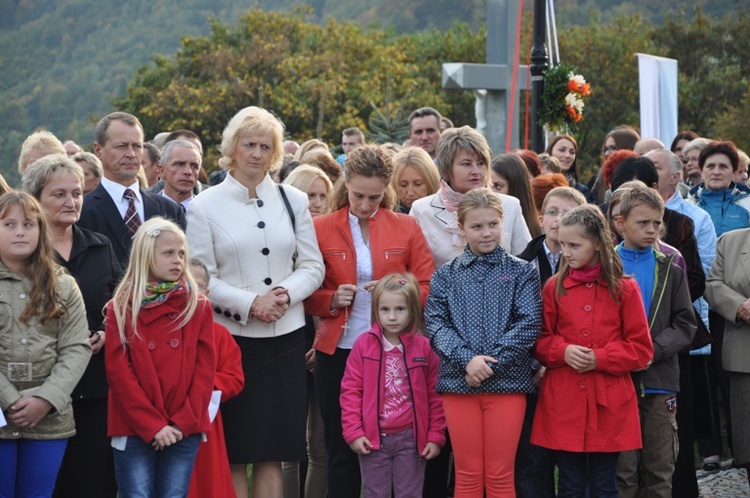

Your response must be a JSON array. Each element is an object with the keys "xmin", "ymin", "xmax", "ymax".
[
  {"xmin": 105, "ymin": 217, "xmax": 216, "ymax": 498},
  {"xmin": 340, "ymin": 273, "xmax": 445, "ymax": 498},
  {"xmin": 531, "ymin": 205, "xmax": 653, "ymax": 497}
]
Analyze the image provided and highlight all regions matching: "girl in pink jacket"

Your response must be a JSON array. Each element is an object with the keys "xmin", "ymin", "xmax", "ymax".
[{"xmin": 340, "ymin": 273, "xmax": 445, "ymax": 498}]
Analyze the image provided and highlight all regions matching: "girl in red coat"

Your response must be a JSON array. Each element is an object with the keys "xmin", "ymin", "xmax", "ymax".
[
  {"xmin": 531, "ymin": 205, "xmax": 653, "ymax": 498},
  {"xmin": 105, "ymin": 217, "xmax": 216, "ymax": 498},
  {"xmin": 340, "ymin": 273, "xmax": 445, "ymax": 498},
  {"xmin": 187, "ymin": 259, "xmax": 244, "ymax": 498}
]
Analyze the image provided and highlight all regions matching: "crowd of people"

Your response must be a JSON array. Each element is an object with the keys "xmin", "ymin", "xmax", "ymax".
[{"xmin": 0, "ymin": 104, "xmax": 749, "ymax": 498}]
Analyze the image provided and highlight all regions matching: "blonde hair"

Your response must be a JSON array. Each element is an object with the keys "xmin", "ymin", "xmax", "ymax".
[
  {"xmin": 18, "ymin": 130, "xmax": 66, "ymax": 174},
  {"xmin": 0, "ymin": 192, "xmax": 63, "ymax": 325},
  {"xmin": 283, "ymin": 165, "xmax": 333, "ymax": 195},
  {"xmin": 391, "ymin": 146, "xmax": 441, "ymax": 198},
  {"xmin": 294, "ymin": 139, "xmax": 329, "ymax": 162},
  {"xmin": 617, "ymin": 182, "xmax": 665, "ymax": 219},
  {"xmin": 457, "ymin": 187, "xmax": 504, "ymax": 225},
  {"xmin": 556, "ymin": 205, "xmax": 623, "ymax": 302},
  {"xmin": 219, "ymin": 106, "xmax": 285, "ymax": 171},
  {"xmin": 435, "ymin": 126, "xmax": 492, "ymax": 186},
  {"xmin": 22, "ymin": 153, "xmax": 84, "ymax": 199},
  {"xmin": 371, "ymin": 273, "xmax": 422, "ymax": 334},
  {"xmin": 541, "ymin": 186, "xmax": 587, "ymax": 212},
  {"xmin": 110, "ymin": 217, "xmax": 198, "ymax": 343}
]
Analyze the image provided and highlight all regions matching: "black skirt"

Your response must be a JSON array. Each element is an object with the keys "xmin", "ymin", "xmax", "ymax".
[{"xmin": 222, "ymin": 328, "xmax": 307, "ymax": 464}]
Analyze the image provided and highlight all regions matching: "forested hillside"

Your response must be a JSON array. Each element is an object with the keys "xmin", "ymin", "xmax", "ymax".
[{"xmin": 0, "ymin": 0, "xmax": 740, "ymax": 184}]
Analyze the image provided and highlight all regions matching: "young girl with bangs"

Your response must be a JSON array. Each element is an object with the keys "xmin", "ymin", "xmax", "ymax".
[
  {"xmin": 531, "ymin": 205, "xmax": 654, "ymax": 497},
  {"xmin": 106, "ymin": 217, "xmax": 216, "ymax": 498},
  {"xmin": 340, "ymin": 273, "xmax": 445, "ymax": 498},
  {"xmin": 426, "ymin": 188, "xmax": 542, "ymax": 497},
  {"xmin": 0, "ymin": 191, "xmax": 91, "ymax": 497}
]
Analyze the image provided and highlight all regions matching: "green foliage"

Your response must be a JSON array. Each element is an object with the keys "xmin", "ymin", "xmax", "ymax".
[
  {"xmin": 365, "ymin": 101, "xmax": 409, "ymax": 144},
  {"xmin": 113, "ymin": 9, "xmax": 484, "ymax": 173}
]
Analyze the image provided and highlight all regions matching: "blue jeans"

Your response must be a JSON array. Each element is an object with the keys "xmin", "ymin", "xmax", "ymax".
[
  {"xmin": 113, "ymin": 434, "xmax": 200, "ymax": 498},
  {"xmin": 0, "ymin": 438, "xmax": 68, "ymax": 498},
  {"xmin": 555, "ymin": 450, "xmax": 619, "ymax": 498}
]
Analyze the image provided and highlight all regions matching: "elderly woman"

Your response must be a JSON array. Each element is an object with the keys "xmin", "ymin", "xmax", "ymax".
[
  {"xmin": 305, "ymin": 144, "xmax": 435, "ymax": 498},
  {"xmin": 682, "ymin": 137, "xmax": 711, "ymax": 187},
  {"xmin": 18, "ymin": 130, "xmax": 67, "ymax": 175},
  {"xmin": 71, "ymin": 151, "xmax": 104, "ymax": 195},
  {"xmin": 391, "ymin": 146, "xmax": 440, "ymax": 214},
  {"xmin": 705, "ymin": 228, "xmax": 750, "ymax": 487},
  {"xmin": 187, "ymin": 106, "xmax": 324, "ymax": 498},
  {"xmin": 410, "ymin": 126, "xmax": 531, "ymax": 267},
  {"xmin": 22, "ymin": 153, "xmax": 121, "ymax": 497}
]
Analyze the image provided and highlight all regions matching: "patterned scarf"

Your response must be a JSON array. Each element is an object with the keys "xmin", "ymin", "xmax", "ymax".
[
  {"xmin": 142, "ymin": 280, "xmax": 182, "ymax": 308},
  {"xmin": 437, "ymin": 179, "xmax": 464, "ymax": 213}
]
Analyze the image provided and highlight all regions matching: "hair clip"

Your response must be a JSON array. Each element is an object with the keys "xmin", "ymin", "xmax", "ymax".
[
  {"xmin": 145, "ymin": 227, "xmax": 161, "ymax": 237},
  {"xmin": 398, "ymin": 279, "xmax": 407, "ymax": 286}
]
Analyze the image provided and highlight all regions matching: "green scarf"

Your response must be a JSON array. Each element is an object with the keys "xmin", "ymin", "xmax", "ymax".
[{"xmin": 141, "ymin": 280, "xmax": 182, "ymax": 308}]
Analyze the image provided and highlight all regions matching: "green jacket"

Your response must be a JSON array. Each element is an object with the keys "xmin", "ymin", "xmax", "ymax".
[{"xmin": 0, "ymin": 263, "xmax": 91, "ymax": 440}]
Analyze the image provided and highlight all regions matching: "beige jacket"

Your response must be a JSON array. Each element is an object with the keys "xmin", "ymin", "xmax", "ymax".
[
  {"xmin": 0, "ymin": 264, "xmax": 91, "ymax": 439},
  {"xmin": 705, "ymin": 228, "xmax": 750, "ymax": 373}
]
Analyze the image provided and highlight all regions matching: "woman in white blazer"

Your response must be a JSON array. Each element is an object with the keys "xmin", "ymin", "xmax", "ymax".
[
  {"xmin": 187, "ymin": 106, "xmax": 324, "ymax": 498},
  {"xmin": 409, "ymin": 126, "xmax": 531, "ymax": 267}
]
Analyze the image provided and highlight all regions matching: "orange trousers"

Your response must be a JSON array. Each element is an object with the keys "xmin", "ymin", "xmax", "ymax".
[{"xmin": 442, "ymin": 392, "xmax": 526, "ymax": 498}]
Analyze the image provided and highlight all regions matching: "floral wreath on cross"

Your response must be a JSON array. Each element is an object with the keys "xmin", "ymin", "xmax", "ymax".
[{"xmin": 539, "ymin": 63, "xmax": 591, "ymax": 132}]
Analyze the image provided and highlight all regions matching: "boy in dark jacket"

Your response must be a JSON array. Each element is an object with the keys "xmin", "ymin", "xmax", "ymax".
[{"xmin": 613, "ymin": 184, "xmax": 696, "ymax": 498}]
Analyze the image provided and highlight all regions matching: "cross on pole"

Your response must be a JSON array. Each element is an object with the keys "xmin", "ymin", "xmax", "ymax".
[{"xmin": 442, "ymin": 0, "xmax": 530, "ymax": 153}]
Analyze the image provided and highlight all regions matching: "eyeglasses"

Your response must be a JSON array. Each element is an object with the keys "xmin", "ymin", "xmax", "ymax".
[{"xmin": 543, "ymin": 209, "xmax": 569, "ymax": 217}]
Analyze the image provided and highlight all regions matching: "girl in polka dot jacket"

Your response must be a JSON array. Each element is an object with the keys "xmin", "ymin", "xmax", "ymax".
[{"xmin": 425, "ymin": 188, "xmax": 542, "ymax": 497}]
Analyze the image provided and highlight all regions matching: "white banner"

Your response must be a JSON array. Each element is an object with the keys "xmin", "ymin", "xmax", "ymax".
[{"xmin": 637, "ymin": 53, "xmax": 678, "ymax": 145}]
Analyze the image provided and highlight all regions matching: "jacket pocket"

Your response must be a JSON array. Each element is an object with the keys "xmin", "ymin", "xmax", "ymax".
[{"xmin": 383, "ymin": 248, "xmax": 408, "ymax": 271}]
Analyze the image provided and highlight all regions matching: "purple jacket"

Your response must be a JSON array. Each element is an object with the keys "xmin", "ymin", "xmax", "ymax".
[{"xmin": 340, "ymin": 324, "xmax": 446, "ymax": 454}]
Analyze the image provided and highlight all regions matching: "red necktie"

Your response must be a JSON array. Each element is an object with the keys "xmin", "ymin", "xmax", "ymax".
[{"xmin": 123, "ymin": 188, "xmax": 142, "ymax": 236}]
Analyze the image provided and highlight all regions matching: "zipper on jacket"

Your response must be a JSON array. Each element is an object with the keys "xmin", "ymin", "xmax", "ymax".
[
  {"xmin": 401, "ymin": 340, "xmax": 420, "ymax": 458},
  {"xmin": 385, "ymin": 250, "xmax": 406, "ymax": 260},
  {"xmin": 322, "ymin": 251, "xmax": 346, "ymax": 261},
  {"xmin": 648, "ymin": 254, "xmax": 674, "ymax": 331}
]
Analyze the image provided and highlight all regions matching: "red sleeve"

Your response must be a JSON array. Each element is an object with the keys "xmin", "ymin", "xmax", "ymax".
[
  {"xmin": 105, "ymin": 303, "xmax": 169, "ymax": 442},
  {"xmin": 426, "ymin": 346, "xmax": 446, "ymax": 447},
  {"xmin": 406, "ymin": 218, "xmax": 435, "ymax": 308},
  {"xmin": 593, "ymin": 280, "xmax": 654, "ymax": 375},
  {"xmin": 534, "ymin": 278, "xmax": 570, "ymax": 369},
  {"xmin": 213, "ymin": 324, "xmax": 244, "ymax": 401},
  {"xmin": 340, "ymin": 339, "xmax": 366, "ymax": 444},
  {"xmin": 170, "ymin": 299, "xmax": 217, "ymax": 435}
]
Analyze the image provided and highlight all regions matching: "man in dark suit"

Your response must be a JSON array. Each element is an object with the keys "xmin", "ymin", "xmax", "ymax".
[{"xmin": 78, "ymin": 111, "xmax": 186, "ymax": 266}]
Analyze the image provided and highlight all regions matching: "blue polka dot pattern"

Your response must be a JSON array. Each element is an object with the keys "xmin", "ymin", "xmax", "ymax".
[{"xmin": 425, "ymin": 245, "xmax": 542, "ymax": 394}]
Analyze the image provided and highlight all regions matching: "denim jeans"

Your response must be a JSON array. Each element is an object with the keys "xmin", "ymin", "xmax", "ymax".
[
  {"xmin": 555, "ymin": 450, "xmax": 619, "ymax": 498},
  {"xmin": 0, "ymin": 438, "xmax": 68, "ymax": 498},
  {"xmin": 113, "ymin": 434, "xmax": 200, "ymax": 498}
]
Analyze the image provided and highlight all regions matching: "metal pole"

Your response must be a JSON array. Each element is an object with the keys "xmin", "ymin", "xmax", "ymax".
[{"xmin": 530, "ymin": 0, "xmax": 549, "ymax": 153}]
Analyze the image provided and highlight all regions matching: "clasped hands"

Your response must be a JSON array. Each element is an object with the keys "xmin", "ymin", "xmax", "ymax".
[{"xmin": 251, "ymin": 288, "xmax": 290, "ymax": 323}]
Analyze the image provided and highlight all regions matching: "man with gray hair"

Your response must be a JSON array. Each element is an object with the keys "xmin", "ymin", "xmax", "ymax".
[
  {"xmin": 646, "ymin": 148, "xmax": 716, "ymax": 275},
  {"xmin": 149, "ymin": 139, "xmax": 205, "ymax": 213}
]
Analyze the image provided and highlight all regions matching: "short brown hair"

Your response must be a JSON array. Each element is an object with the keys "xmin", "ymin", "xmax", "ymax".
[
  {"xmin": 617, "ymin": 182, "xmax": 665, "ymax": 219},
  {"xmin": 95, "ymin": 112, "xmax": 143, "ymax": 146},
  {"xmin": 435, "ymin": 126, "xmax": 491, "ymax": 185}
]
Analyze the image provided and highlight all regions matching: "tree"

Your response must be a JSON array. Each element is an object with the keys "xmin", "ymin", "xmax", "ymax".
[{"xmin": 114, "ymin": 8, "xmax": 484, "ymax": 172}]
